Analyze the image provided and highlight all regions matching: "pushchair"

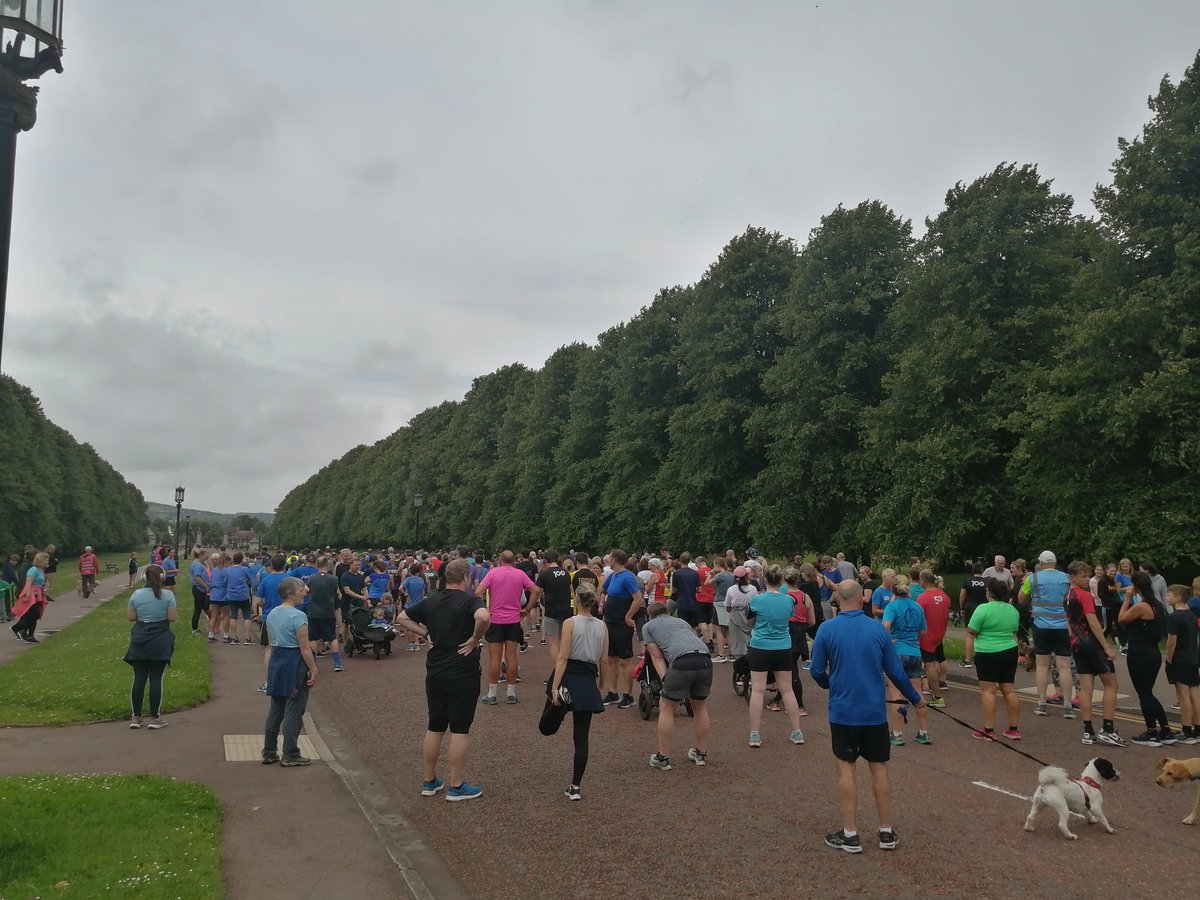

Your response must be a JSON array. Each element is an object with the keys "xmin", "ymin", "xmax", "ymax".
[
  {"xmin": 633, "ymin": 654, "xmax": 693, "ymax": 721},
  {"xmin": 344, "ymin": 607, "xmax": 395, "ymax": 660},
  {"xmin": 731, "ymin": 654, "xmax": 778, "ymax": 705}
]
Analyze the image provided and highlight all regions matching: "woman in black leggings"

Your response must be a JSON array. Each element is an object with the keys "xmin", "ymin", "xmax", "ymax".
[
  {"xmin": 123, "ymin": 565, "xmax": 178, "ymax": 729},
  {"xmin": 548, "ymin": 583, "xmax": 608, "ymax": 801},
  {"xmin": 1119, "ymin": 572, "xmax": 1174, "ymax": 747}
]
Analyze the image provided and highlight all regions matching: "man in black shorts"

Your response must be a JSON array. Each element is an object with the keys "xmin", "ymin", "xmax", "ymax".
[
  {"xmin": 811, "ymin": 582, "xmax": 924, "ymax": 854},
  {"xmin": 306, "ymin": 556, "xmax": 343, "ymax": 673},
  {"xmin": 671, "ymin": 554, "xmax": 701, "ymax": 630},
  {"xmin": 397, "ymin": 559, "xmax": 490, "ymax": 802},
  {"xmin": 599, "ymin": 549, "xmax": 643, "ymax": 709},
  {"xmin": 641, "ymin": 601, "xmax": 713, "ymax": 769}
]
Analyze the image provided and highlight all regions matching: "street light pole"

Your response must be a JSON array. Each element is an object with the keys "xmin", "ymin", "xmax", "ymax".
[
  {"xmin": 413, "ymin": 493, "xmax": 423, "ymax": 549},
  {"xmin": 185, "ymin": 515, "xmax": 191, "ymax": 556},
  {"xmin": 174, "ymin": 485, "xmax": 185, "ymax": 567},
  {"xmin": 314, "ymin": 519, "xmax": 320, "ymax": 549},
  {"xmin": 0, "ymin": 3, "xmax": 63, "ymax": 373}
]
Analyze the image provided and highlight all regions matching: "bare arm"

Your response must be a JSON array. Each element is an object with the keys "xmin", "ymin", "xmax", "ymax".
[
  {"xmin": 298, "ymin": 624, "xmax": 317, "ymax": 684},
  {"xmin": 395, "ymin": 611, "xmax": 427, "ymax": 638},
  {"xmin": 646, "ymin": 642, "xmax": 668, "ymax": 680},
  {"xmin": 1165, "ymin": 633, "xmax": 1177, "ymax": 664},
  {"xmin": 459, "ymin": 607, "xmax": 491, "ymax": 655},
  {"xmin": 625, "ymin": 590, "xmax": 643, "ymax": 624}
]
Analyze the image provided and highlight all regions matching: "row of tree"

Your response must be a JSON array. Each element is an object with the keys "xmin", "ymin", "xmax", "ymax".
[
  {"xmin": 272, "ymin": 52, "xmax": 1200, "ymax": 569},
  {"xmin": 0, "ymin": 375, "xmax": 147, "ymax": 556}
]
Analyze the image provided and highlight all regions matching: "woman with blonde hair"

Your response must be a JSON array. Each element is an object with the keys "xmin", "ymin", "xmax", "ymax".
[{"xmin": 10, "ymin": 551, "xmax": 50, "ymax": 642}]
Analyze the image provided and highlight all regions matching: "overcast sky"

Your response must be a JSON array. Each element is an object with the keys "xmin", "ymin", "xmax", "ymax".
[{"xmin": 4, "ymin": 1, "xmax": 1198, "ymax": 514}]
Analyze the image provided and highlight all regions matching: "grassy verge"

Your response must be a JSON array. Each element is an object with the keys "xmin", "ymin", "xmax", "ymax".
[
  {"xmin": 0, "ymin": 774, "xmax": 222, "ymax": 898},
  {"xmin": 0, "ymin": 587, "xmax": 211, "ymax": 725}
]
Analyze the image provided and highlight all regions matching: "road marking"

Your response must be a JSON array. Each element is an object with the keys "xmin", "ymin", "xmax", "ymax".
[
  {"xmin": 973, "ymin": 780, "xmax": 1030, "ymax": 802},
  {"xmin": 948, "ymin": 682, "xmax": 1145, "ymax": 726}
]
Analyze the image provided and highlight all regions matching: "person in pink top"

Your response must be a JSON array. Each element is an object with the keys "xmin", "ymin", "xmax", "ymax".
[
  {"xmin": 916, "ymin": 570, "xmax": 952, "ymax": 709},
  {"xmin": 477, "ymin": 550, "xmax": 542, "ymax": 705},
  {"xmin": 78, "ymin": 546, "xmax": 99, "ymax": 599}
]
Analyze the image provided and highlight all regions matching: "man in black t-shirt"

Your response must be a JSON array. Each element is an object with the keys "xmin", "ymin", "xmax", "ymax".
[
  {"xmin": 535, "ymin": 550, "xmax": 573, "ymax": 660},
  {"xmin": 397, "ymin": 558, "xmax": 490, "ymax": 801}
]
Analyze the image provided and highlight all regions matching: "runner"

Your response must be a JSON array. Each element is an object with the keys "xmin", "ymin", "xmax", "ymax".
[
  {"xmin": 1064, "ymin": 560, "xmax": 1125, "ymax": 747},
  {"xmin": 338, "ymin": 556, "xmax": 368, "ymax": 644},
  {"xmin": 253, "ymin": 555, "xmax": 289, "ymax": 693},
  {"xmin": 262, "ymin": 576, "xmax": 317, "ymax": 767},
  {"xmin": 916, "ymin": 570, "xmax": 951, "ymax": 709},
  {"xmin": 671, "ymin": 553, "xmax": 701, "ymax": 631},
  {"xmin": 306, "ymin": 556, "xmax": 343, "ymax": 672},
  {"xmin": 641, "ymin": 601, "xmax": 713, "ymax": 770},
  {"xmin": 78, "ymin": 546, "xmax": 99, "ymax": 599},
  {"xmin": 870, "ymin": 569, "xmax": 896, "ymax": 619},
  {"xmin": 599, "ymin": 549, "xmax": 643, "ymax": 709},
  {"xmin": 188, "ymin": 548, "xmax": 210, "ymax": 636},
  {"xmin": 477, "ymin": 551, "xmax": 541, "ymax": 706},
  {"xmin": 882, "ymin": 576, "xmax": 931, "ymax": 746},
  {"xmin": 535, "ymin": 550, "xmax": 572, "ymax": 662},
  {"xmin": 746, "ymin": 566, "xmax": 805, "ymax": 748},
  {"xmin": 224, "ymin": 552, "xmax": 255, "ymax": 645},
  {"xmin": 207, "ymin": 551, "xmax": 228, "ymax": 643},
  {"xmin": 1020, "ymin": 551, "xmax": 1078, "ymax": 717}
]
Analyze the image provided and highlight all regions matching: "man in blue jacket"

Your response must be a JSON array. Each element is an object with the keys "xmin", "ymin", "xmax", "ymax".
[{"xmin": 811, "ymin": 581, "xmax": 924, "ymax": 854}]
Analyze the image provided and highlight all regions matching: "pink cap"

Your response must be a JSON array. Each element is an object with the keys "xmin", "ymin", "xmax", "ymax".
[{"xmin": 733, "ymin": 566, "xmax": 749, "ymax": 578}]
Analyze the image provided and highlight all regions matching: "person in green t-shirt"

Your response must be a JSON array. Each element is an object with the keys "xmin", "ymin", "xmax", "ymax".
[{"xmin": 966, "ymin": 580, "xmax": 1021, "ymax": 741}]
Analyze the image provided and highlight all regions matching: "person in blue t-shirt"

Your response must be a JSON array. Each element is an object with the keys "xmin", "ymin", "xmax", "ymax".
[
  {"xmin": 224, "ymin": 552, "xmax": 255, "ymax": 644},
  {"xmin": 253, "ymin": 555, "xmax": 289, "ymax": 692},
  {"xmin": 366, "ymin": 559, "xmax": 392, "ymax": 605},
  {"xmin": 401, "ymin": 565, "xmax": 426, "ymax": 608},
  {"xmin": 188, "ymin": 549, "xmax": 211, "ymax": 636},
  {"xmin": 599, "ymin": 550, "xmax": 644, "ymax": 708},
  {"xmin": 882, "ymin": 576, "xmax": 930, "ymax": 746},
  {"xmin": 746, "ymin": 566, "xmax": 806, "ymax": 748},
  {"xmin": 811, "ymin": 581, "xmax": 924, "ymax": 854},
  {"xmin": 287, "ymin": 554, "xmax": 319, "ymax": 613},
  {"xmin": 871, "ymin": 569, "xmax": 896, "ymax": 620},
  {"xmin": 1018, "ymin": 550, "xmax": 1077, "ymax": 715}
]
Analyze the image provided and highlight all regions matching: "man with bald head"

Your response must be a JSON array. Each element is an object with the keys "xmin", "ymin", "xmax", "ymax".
[
  {"xmin": 810, "ymin": 580, "xmax": 924, "ymax": 854},
  {"xmin": 477, "ymin": 550, "xmax": 541, "ymax": 705}
]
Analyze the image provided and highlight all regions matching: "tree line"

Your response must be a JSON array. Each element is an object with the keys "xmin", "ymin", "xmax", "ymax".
[
  {"xmin": 271, "ymin": 53, "xmax": 1200, "ymax": 570},
  {"xmin": 0, "ymin": 375, "xmax": 147, "ymax": 555}
]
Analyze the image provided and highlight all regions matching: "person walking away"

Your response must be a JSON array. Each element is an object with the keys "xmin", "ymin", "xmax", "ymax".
[
  {"xmin": 671, "ymin": 553, "xmax": 701, "ymax": 632},
  {"xmin": 1165, "ymin": 584, "xmax": 1200, "ymax": 744},
  {"xmin": 641, "ymin": 601, "xmax": 713, "ymax": 770},
  {"xmin": 10, "ymin": 551, "xmax": 50, "ymax": 642},
  {"xmin": 536, "ymin": 550, "xmax": 573, "ymax": 662},
  {"xmin": 397, "ymin": 558, "xmax": 490, "ymax": 800},
  {"xmin": 207, "ymin": 552, "xmax": 228, "ymax": 643},
  {"xmin": 916, "ymin": 570, "xmax": 951, "ymax": 708},
  {"xmin": 477, "ymin": 550, "xmax": 542, "ymax": 705},
  {"xmin": 745, "ymin": 566, "xmax": 806, "ymax": 748},
  {"xmin": 1019, "ymin": 551, "xmax": 1079, "ymax": 717},
  {"xmin": 706, "ymin": 559, "xmax": 734, "ymax": 662},
  {"xmin": 224, "ymin": 552, "xmax": 255, "ymax": 644},
  {"xmin": 547, "ymin": 581, "xmax": 609, "ymax": 799},
  {"xmin": 78, "ymin": 546, "xmax": 99, "ymax": 599},
  {"xmin": 882, "ymin": 576, "xmax": 931, "ymax": 746},
  {"xmin": 811, "ymin": 581, "xmax": 925, "ymax": 853},
  {"xmin": 188, "ymin": 548, "xmax": 210, "ymax": 635},
  {"xmin": 253, "ymin": 555, "xmax": 289, "ymax": 693},
  {"xmin": 965, "ymin": 579, "xmax": 1022, "ymax": 740},
  {"xmin": 598, "ymin": 549, "xmax": 643, "ymax": 709},
  {"xmin": 723, "ymin": 566, "xmax": 757, "ymax": 661},
  {"xmin": 127, "ymin": 553, "xmax": 138, "ymax": 588},
  {"xmin": 306, "ymin": 556, "xmax": 343, "ymax": 672},
  {"xmin": 1119, "ymin": 572, "xmax": 1174, "ymax": 746},
  {"xmin": 400, "ymin": 564, "xmax": 428, "ymax": 651},
  {"xmin": 0, "ymin": 554, "xmax": 17, "ymax": 622},
  {"xmin": 42, "ymin": 545, "xmax": 58, "ymax": 599},
  {"xmin": 262, "ymin": 576, "xmax": 318, "ymax": 766},
  {"xmin": 124, "ymin": 564, "xmax": 177, "ymax": 730},
  {"xmin": 1062, "ymin": 561, "xmax": 1124, "ymax": 746},
  {"xmin": 959, "ymin": 563, "xmax": 988, "ymax": 639},
  {"xmin": 783, "ymin": 568, "xmax": 815, "ymax": 708}
]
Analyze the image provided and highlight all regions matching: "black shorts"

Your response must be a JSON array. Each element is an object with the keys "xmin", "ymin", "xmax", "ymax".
[
  {"xmin": 830, "ymin": 722, "xmax": 890, "ymax": 764},
  {"xmin": 1034, "ymin": 628, "xmax": 1070, "ymax": 657},
  {"xmin": 259, "ymin": 620, "xmax": 270, "ymax": 647},
  {"xmin": 426, "ymin": 674, "xmax": 479, "ymax": 735},
  {"xmin": 920, "ymin": 643, "xmax": 945, "ymax": 663},
  {"xmin": 696, "ymin": 603, "xmax": 714, "ymax": 625},
  {"xmin": 308, "ymin": 618, "xmax": 336, "ymax": 643},
  {"xmin": 633, "ymin": 609, "xmax": 648, "ymax": 641},
  {"xmin": 1166, "ymin": 661, "xmax": 1200, "ymax": 687},
  {"xmin": 485, "ymin": 622, "xmax": 524, "ymax": 644},
  {"xmin": 678, "ymin": 608, "xmax": 700, "ymax": 628},
  {"xmin": 975, "ymin": 646, "xmax": 1019, "ymax": 684},
  {"xmin": 661, "ymin": 653, "xmax": 713, "ymax": 701},
  {"xmin": 606, "ymin": 622, "xmax": 634, "ymax": 659},
  {"xmin": 228, "ymin": 600, "xmax": 252, "ymax": 619},
  {"xmin": 1072, "ymin": 639, "xmax": 1115, "ymax": 676},
  {"xmin": 747, "ymin": 646, "xmax": 793, "ymax": 673}
]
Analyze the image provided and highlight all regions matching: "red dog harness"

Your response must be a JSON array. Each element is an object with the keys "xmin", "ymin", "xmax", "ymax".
[{"xmin": 1071, "ymin": 775, "xmax": 1101, "ymax": 810}]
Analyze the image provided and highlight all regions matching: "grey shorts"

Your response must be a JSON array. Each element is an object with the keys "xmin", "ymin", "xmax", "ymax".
[
  {"xmin": 544, "ymin": 616, "xmax": 563, "ymax": 637},
  {"xmin": 661, "ymin": 652, "xmax": 713, "ymax": 701}
]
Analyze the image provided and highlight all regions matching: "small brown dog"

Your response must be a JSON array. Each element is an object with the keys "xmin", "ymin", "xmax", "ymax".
[{"xmin": 1154, "ymin": 757, "xmax": 1200, "ymax": 825}]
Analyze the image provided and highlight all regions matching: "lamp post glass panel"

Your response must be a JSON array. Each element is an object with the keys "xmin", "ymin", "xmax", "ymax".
[
  {"xmin": 413, "ymin": 493, "xmax": 423, "ymax": 549},
  {"xmin": 174, "ymin": 485, "xmax": 184, "ymax": 565},
  {"xmin": 0, "ymin": 0, "xmax": 63, "ymax": 374},
  {"xmin": 185, "ymin": 515, "xmax": 191, "ymax": 556}
]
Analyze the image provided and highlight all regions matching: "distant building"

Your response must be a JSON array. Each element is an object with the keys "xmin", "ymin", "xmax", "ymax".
[{"xmin": 232, "ymin": 530, "xmax": 262, "ymax": 553}]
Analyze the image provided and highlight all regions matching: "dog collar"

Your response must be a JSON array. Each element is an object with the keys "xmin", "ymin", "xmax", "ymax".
[{"xmin": 1078, "ymin": 775, "xmax": 1102, "ymax": 791}]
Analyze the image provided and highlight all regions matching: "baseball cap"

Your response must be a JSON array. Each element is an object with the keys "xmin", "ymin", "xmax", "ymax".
[
  {"xmin": 1038, "ymin": 550, "xmax": 1056, "ymax": 566},
  {"xmin": 649, "ymin": 557, "xmax": 663, "ymax": 569},
  {"xmin": 733, "ymin": 566, "xmax": 749, "ymax": 578}
]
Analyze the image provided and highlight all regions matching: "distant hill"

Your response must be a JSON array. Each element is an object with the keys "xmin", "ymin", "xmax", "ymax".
[{"xmin": 146, "ymin": 502, "xmax": 274, "ymax": 528}]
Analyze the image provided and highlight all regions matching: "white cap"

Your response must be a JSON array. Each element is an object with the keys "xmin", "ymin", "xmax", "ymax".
[
  {"xmin": 648, "ymin": 557, "xmax": 663, "ymax": 569},
  {"xmin": 1038, "ymin": 550, "xmax": 1056, "ymax": 566}
]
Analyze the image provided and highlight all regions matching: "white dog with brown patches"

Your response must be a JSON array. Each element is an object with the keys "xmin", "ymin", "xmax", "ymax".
[{"xmin": 1023, "ymin": 758, "xmax": 1120, "ymax": 839}]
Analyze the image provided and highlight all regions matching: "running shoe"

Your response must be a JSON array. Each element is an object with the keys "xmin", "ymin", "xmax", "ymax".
[
  {"xmin": 801, "ymin": 662, "xmax": 812, "ymax": 671},
  {"xmin": 1178, "ymin": 729, "xmax": 1199, "ymax": 745},
  {"xmin": 446, "ymin": 782, "xmax": 483, "ymax": 801},
  {"xmin": 970, "ymin": 729, "xmax": 996, "ymax": 741},
  {"xmin": 711, "ymin": 655, "xmax": 727, "ymax": 663},
  {"xmin": 557, "ymin": 685, "xmax": 572, "ymax": 705},
  {"xmin": 748, "ymin": 731, "xmax": 762, "ymax": 748},
  {"xmin": 257, "ymin": 682, "xmax": 267, "ymax": 693},
  {"xmin": 333, "ymin": 664, "xmax": 343, "ymax": 672},
  {"xmin": 767, "ymin": 701, "xmax": 783, "ymax": 712},
  {"xmin": 939, "ymin": 681, "xmax": 949, "ymax": 690},
  {"xmin": 1131, "ymin": 731, "xmax": 1163, "ymax": 747},
  {"xmin": 1071, "ymin": 696, "xmax": 1081, "ymax": 709},
  {"xmin": 539, "ymin": 639, "xmax": 547, "ymax": 646},
  {"xmin": 518, "ymin": 644, "xmax": 530, "ymax": 654},
  {"xmin": 564, "ymin": 786, "xmax": 582, "ymax": 801},
  {"xmin": 281, "ymin": 755, "xmax": 311, "ymax": 767},
  {"xmin": 914, "ymin": 731, "xmax": 932, "ymax": 745},
  {"xmin": 790, "ymin": 730, "xmax": 805, "ymax": 745},
  {"xmin": 1034, "ymin": 702, "xmax": 1047, "ymax": 717},
  {"xmin": 798, "ymin": 707, "xmax": 808, "ymax": 717},
  {"xmin": 958, "ymin": 661, "xmax": 973, "ymax": 669},
  {"xmin": 878, "ymin": 829, "xmax": 899, "ymax": 851},
  {"xmin": 649, "ymin": 753, "xmax": 672, "ymax": 770},
  {"xmin": 506, "ymin": 694, "xmax": 519, "ymax": 705},
  {"xmin": 1046, "ymin": 693, "xmax": 1065, "ymax": 706},
  {"xmin": 602, "ymin": 692, "xmax": 619, "ymax": 706},
  {"xmin": 889, "ymin": 731, "xmax": 905, "ymax": 747},
  {"xmin": 1081, "ymin": 731, "xmax": 1097, "ymax": 745},
  {"xmin": 146, "ymin": 718, "xmax": 168, "ymax": 730},
  {"xmin": 1063, "ymin": 708, "xmax": 1078, "ymax": 720},
  {"xmin": 1158, "ymin": 729, "xmax": 1179, "ymax": 745},
  {"xmin": 927, "ymin": 697, "xmax": 946, "ymax": 708},
  {"xmin": 421, "ymin": 777, "xmax": 445, "ymax": 797},
  {"xmin": 191, "ymin": 629, "xmax": 201, "ymax": 636},
  {"xmin": 480, "ymin": 696, "xmax": 498, "ymax": 706},
  {"xmin": 129, "ymin": 718, "xmax": 142, "ymax": 730},
  {"xmin": 1096, "ymin": 730, "xmax": 1126, "ymax": 747},
  {"xmin": 243, "ymin": 638, "xmax": 254, "ymax": 645},
  {"xmin": 1002, "ymin": 727, "xmax": 1022, "ymax": 741},
  {"xmin": 687, "ymin": 747, "xmax": 707, "ymax": 766},
  {"xmin": 262, "ymin": 754, "xmax": 280, "ymax": 765},
  {"xmin": 617, "ymin": 695, "xmax": 634, "ymax": 709},
  {"xmin": 824, "ymin": 830, "xmax": 862, "ymax": 854}
]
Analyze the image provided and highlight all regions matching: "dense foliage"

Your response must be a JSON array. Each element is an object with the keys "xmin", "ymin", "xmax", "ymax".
[
  {"xmin": 273, "ymin": 54, "xmax": 1200, "ymax": 567},
  {"xmin": 0, "ymin": 376, "xmax": 146, "ymax": 555}
]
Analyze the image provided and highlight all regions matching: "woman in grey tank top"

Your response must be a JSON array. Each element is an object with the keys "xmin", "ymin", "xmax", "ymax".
[{"xmin": 549, "ymin": 582, "xmax": 610, "ymax": 801}]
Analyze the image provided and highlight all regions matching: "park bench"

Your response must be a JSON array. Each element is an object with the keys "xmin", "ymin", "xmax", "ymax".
[{"xmin": 104, "ymin": 563, "xmax": 119, "ymax": 574}]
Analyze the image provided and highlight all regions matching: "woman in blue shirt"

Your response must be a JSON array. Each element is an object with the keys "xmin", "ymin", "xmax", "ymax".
[
  {"xmin": 124, "ymin": 564, "xmax": 177, "ymax": 729},
  {"xmin": 746, "ymin": 565, "xmax": 805, "ymax": 748},
  {"xmin": 10, "ymin": 551, "xmax": 49, "ymax": 642}
]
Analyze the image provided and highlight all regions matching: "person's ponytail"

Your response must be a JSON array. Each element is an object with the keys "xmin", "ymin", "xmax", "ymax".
[{"xmin": 145, "ymin": 564, "xmax": 164, "ymax": 600}]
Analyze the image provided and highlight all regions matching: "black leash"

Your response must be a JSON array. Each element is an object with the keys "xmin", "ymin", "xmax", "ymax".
[{"xmin": 888, "ymin": 699, "xmax": 1055, "ymax": 768}]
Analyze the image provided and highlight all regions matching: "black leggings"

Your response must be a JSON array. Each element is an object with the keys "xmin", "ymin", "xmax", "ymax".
[
  {"xmin": 1126, "ymin": 644, "xmax": 1167, "ymax": 731},
  {"xmin": 572, "ymin": 711, "xmax": 593, "ymax": 787},
  {"xmin": 130, "ymin": 659, "xmax": 168, "ymax": 717},
  {"xmin": 191, "ymin": 587, "xmax": 209, "ymax": 631},
  {"xmin": 11, "ymin": 607, "xmax": 39, "ymax": 638}
]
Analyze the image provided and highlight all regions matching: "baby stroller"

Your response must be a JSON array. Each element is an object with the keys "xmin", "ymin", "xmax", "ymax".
[
  {"xmin": 344, "ymin": 607, "xmax": 395, "ymax": 660},
  {"xmin": 633, "ymin": 654, "xmax": 693, "ymax": 721},
  {"xmin": 731, "ymin": 654, "xmax": 776, "ymax": 705}
]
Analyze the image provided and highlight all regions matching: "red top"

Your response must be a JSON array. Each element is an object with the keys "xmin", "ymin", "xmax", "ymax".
[
  {"xmin": 78, "ymin": 553, "xmax": 98, "ymax": 576},
  {"xmin": 788, "ymin": 589, "xmax": 808, "ymax": 623},
  {"xmin": 918, "ymin": 588, "xmax": 952, "ymax": 651},
  {"xmin": 696, "ymin": 566, "xmax": 713, "ymax": 603}
]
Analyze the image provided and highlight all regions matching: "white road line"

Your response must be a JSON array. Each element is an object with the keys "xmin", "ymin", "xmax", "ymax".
[{"xmin": 973, "ymin": 780, "xmax": 1031, "ymax": 802}]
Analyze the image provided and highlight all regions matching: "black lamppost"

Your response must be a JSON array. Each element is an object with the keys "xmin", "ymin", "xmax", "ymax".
[
  {"xmin": 413, "ymin": 493, "xmax": 423, "ymax": 549},
  {"xmin": 174, "ymin": 485, "xmax": 184, "ymax": 565},
  {"xmin": 0, "ymin": 2, "xmax": 63, "ymax": 373},
  {"xmin": 184, "ymin": 515, "xmax": 191, "ymax": 556}
]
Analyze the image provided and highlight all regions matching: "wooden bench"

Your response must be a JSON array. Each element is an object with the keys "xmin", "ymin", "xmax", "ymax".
[{"xmin": 104, "ymin": 563, "xmax": 120, "ymax": 574}]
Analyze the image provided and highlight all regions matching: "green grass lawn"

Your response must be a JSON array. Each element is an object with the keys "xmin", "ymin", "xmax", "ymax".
[
  {"xmin": 0, "ymin": 587, "xmax": 211, "ymax": 725},
  {"xmin": 0, "ymin": 774, "xmax": 222, "ymax": 898}
]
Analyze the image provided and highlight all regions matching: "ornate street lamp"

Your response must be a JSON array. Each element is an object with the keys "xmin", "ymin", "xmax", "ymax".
[
  {"xmin": 174, "ymin": 485, "xmax": 185, "ymax": 565},
  {"xmin": 185, "ymin": 514, "xmax": 191, "ymax": 556},
  {"xmin": 413, "ymin": 493, "xmax": 423, "ymax": 549},
  {"xmin": 0, "ymin": 1, "xmax": 63, "ymax": 373}
]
